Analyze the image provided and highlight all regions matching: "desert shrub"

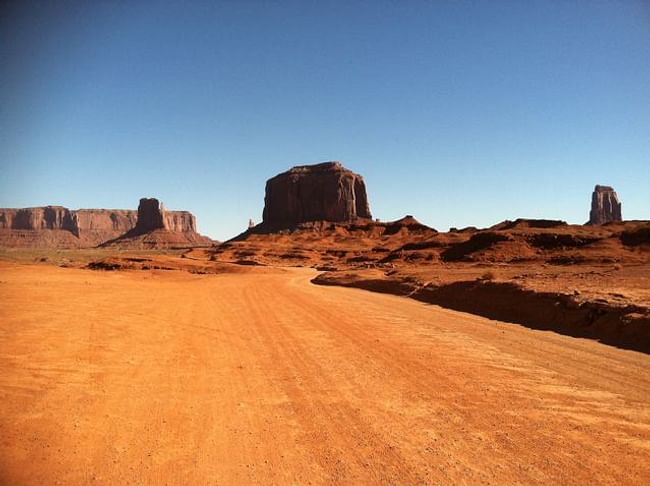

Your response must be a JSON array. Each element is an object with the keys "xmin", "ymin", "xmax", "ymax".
[{"xmin": 478, "ymin": 270, "xmax": 497, "ymax": 281}]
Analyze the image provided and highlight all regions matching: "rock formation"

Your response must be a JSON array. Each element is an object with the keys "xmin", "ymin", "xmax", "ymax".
[
  {"xmin": 1, "ymin": 206, "xmax": 75, "ymax": 232},
  {"xmin": 262, "ymin": 161, "xmax": 371, "ymax": 227},
  {"xmin": 101, "ymin": 197, "xmax": 209, "ymax": 249},
  {"xmin": 72, "ymin": 209, "xmax": 138, "ymax": 239},
  {"xmin": 132, "ymin": 198, "xmax": 197, "ymax": 235},
  {"xmin": 0, "ymin": 206, "xmax": 138, "ymax": 247},
  {"xmin": 0, "ymin": 199, "xmax": 207, "ymax": 248},
  {"xmin": 134, "ymin": 198, "xmax": 166, "ymax": 233},
  {"xmin": 589, "ymin": 185, "xmax": 622, "ymax": 225},
  {"xmin": 164, "ymin": 210, "xmax": 197, "ymax": 233}
]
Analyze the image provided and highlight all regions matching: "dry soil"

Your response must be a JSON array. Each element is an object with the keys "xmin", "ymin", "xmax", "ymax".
[{"xmin": 1, "ymin": 262, "xmax": 649, "ymax": 484}]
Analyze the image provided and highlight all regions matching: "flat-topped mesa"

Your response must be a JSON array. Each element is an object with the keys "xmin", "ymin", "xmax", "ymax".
[
  {"xmin": 0, "ymin": 199, "xmax": 204, "ymax": 248},
  {"xmin": 0, "ymin": 206, "xmax": 137, "ymax": 242},
  {"xmin": 72, "ymin": 209, "xmax": 138, "ymax": 235},
  {"xmin": 0, "ymin": 206, "xmax": 76, "ymax": 232},
  {"xmin": 134, "ymin": 198, "xmax": 197, "ymax": 234},
  {"xmin": 262, "ymin": 161, "xmax": 372, "ymax": 227},
  {"xmin": 589, "ymin": 185, "xmax": 622, "ymax": 225}
]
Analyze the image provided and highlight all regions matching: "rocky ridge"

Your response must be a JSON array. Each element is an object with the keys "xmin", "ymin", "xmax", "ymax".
[{"xmin": 0, "ymin": 199, "xmax": 208, "ymax": 248}]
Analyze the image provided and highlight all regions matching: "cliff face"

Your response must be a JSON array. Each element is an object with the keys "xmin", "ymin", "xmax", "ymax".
[
  {"xmin": 0, "ymin": 207, "xmax": 137, "ymax": 233},
  {"xmin": 0, "ymin": 206, "xmax": 76, "ymax": 232},
  {"xmin": 0, "ymin": 200, "xmax": 205, "ymax": 248},
  {"xmin": 72, "ymin": 210, "xmax": 139, "ymax": 245},
  {"xmin": 134, "ymin": 198, "xmax": 166, "ymax": 233},
  {"xmin": 0, "ymin": 207, "xmax": 138, "ymax": 246},
  {"xmin": 165, "ymin": 211, "xmax": 196, "ymax": 233},
  {"xmin": 133, "ymin": 198, "xmax": 197, "ymax": 234},
  {"xmin": 72, "ymin": 209, "xmax": 138, "ymax": 234},
  {"xmin": 262, "ymin": 161, "xmax": 372, "ymax": 227},
  {"xmin": 589, "ymin": 185, "xmax": 622, "ymax": 225}
]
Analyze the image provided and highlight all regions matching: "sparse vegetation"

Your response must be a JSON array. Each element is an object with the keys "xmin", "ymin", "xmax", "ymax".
[{"xmin": 478, "ymin": 270, "xmax": 497, "ymax": 281}]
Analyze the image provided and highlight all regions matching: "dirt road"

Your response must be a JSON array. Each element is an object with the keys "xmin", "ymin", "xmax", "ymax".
[{"xmin": 1, "ymin": 262, "xmax": 649, "ymax": 484}]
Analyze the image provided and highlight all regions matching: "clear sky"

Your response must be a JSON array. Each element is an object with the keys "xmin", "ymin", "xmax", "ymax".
[{"xmin": 1, "ymin": 1, "xmax": 649, "ymax": 240}]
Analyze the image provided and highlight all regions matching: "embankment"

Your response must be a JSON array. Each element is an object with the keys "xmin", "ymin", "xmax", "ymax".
[{"xmin": 312, "ymin": 272, "xmax": 650, "ymax": 353}]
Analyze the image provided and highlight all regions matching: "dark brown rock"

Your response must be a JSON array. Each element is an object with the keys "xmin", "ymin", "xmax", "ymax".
[
  {"xmin": 134, "ymin": 198, "xmax": 166, "ymax": 233},
  {"xmin": 589, "ymin": 185, "xmax": 622, "ymax": 225},
  {"xmin": 262, "ymin": 161, "xmax": 372, "ymax": 227},
  {"xmin": 133, "ymin": 198, "xmax": 197, "ymax": 234}
]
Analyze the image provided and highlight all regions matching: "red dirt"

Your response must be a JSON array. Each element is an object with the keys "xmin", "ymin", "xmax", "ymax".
[{"xmin": 1, "ymin": 260, "xmax": 649, "ymax": 484}]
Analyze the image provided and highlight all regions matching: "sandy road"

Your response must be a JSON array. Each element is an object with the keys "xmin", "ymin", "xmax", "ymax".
[{"xmin": 0, "ymin": 262, "xmax": 649, "ymax": 485}]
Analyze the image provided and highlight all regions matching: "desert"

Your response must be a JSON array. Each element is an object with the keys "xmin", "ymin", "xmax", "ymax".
[
  {"xmin": 1, "ymin": 161, "xmax": 649, "ymax": 485},
  {"xmin": 3, "ymin": 2, "xmax": 650, "ymax": 484}
]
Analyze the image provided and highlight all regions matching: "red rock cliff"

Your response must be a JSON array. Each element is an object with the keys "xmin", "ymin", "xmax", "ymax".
[
  {"xmin": 0, "ymin": 199, "xmax": 203, "ymax": 248},
  {"xmin": 262, "ymin": 161, "xmax": 372, "ymax": 227},
  {"xmin": 589, "ymin": 185, "xmax": 622, "ymax": 225},
  {"xmin": 133, "ymin": 198, "xmax": 197, "ymax": 234}
]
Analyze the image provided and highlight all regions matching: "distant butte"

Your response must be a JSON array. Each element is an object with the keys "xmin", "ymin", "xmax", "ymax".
[
  {"xmin": 101, "ymin": 197, "xmax": 211, "ymax": 249},
  {"xmin": 0, "ymin": 198, "xmax": 210, "ymax": 249},
  {"xmin": 262, "ymin": 161, "xmax": 372, "ymax": 228},
  {"xmin": 589, "ymin": 185, "xmax": 622, "ymax": 225},
  {"xmin": 132, "ymin": 198, "xmax": 198, "ymax": 234}
]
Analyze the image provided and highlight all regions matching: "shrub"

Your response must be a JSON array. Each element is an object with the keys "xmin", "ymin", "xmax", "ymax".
[{"xmin": 478, "ymin": 270, "xmax": 497, "ymax": 281}]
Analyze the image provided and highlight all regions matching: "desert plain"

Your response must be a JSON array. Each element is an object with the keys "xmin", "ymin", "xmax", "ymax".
[
  {"xmin": 1, "ymin": 166, "xmax": 649, "ymax": 484},
  {"xmin": 1, "ymin": 247, "xmax": 649, "ymax": 485}
]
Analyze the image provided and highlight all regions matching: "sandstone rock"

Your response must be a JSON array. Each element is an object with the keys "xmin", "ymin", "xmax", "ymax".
[
  {"xmin": 589, "ymin": 185, "xmax": 622, "ymax": 225},
  {"xmin": 134, "ymin": 198, "xmax": 166, "ymax": 233},
  {"xmin": 164, "ymin": 211, "xmax": 197, "ymax": 233},
  {"xmin": 101, "ymin": 198, "xmax": 209, "ymax": 249},
  {"xmin": 72, "ymin": 209, "xmax": 138, "ymax": 235},
  {"xmin": 133, "ymin": 198, "xmax": 197, "ymax": 234},
  {"xmin": 262, "ymin": 161, "xmax": 372, "ymax": 227},
  {"xmin": 0, "ymin": 206, "xmax": 75, "ymax": 231},
  {"xmin": 0, "ymin": 206, "xmax": 138, "ymax": 247},
  {"xmin": 0, "ymin": 199, "xmax": 205, "ymax": 248}
]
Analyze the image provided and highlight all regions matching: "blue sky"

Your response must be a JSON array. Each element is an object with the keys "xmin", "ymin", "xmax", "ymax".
[{"xmin": 1, "ymin": 1, "xmax": 649, "ymax": 240}]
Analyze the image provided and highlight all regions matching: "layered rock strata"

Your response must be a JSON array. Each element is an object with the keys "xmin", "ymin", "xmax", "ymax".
[
  {"xmin": 589, "ymin": 185, "xmax": 622, "ymax": 225},
  {"xmin": 0, "ymin": 199, "xmax": 205, "ymax": 248},
  {"xmin": 262, "ymin": 161, "xmax": 371, "ymax": 227},
  {"xmin": 131, "ymin": 198, "xmax": 197, "ymax": 235}
]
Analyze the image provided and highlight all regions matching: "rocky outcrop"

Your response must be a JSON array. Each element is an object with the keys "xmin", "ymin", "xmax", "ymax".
[
  {"xmin": 0, "ymin": 207, "xmax": 137, "ymax": 234},
  {"xmin": 72, "ymin": 210, "xmax": 138, "ymax": 237},
  {"xmin": 134, "ymin": 198, "xmax": 166, "ymax": 233},
  {"xmin": 589, "ymin": 185, "xmax": 622, "ymax": 225},
  {"xmin": 165, "ymin": 211, "xmax": 196, "ymax": 233},
  {"xmin": 262, "ymin": 161, "xmax": 372, "ymax": 227},
  {"xmin": 0, "ymin": 206, "xmax": 138, "ymax": 247},
  {"xmin": 0, "ymin": 206, "xmax": 76, "ymax": 232},
  {"xmin": 100, "ymin": 198, "xmax": 209, "ymax": 249},
  {"xmin": 0, "ymin": 199, "xmax": 206, "ymax": 248},
  {"xmin": 132, "ymin": 198, "xmax": 197, "ymax": 235}
]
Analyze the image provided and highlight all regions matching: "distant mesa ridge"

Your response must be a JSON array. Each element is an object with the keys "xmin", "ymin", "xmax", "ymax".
[
  {"xmin": 0, "ymin": 205, "xmax": 136, "ymax": 234},
  {"xmin": 262, "ymin": 161, "xmax": 372, "ymax": 227},
  {"xmin": 0, "ymin": 198, "xmax": 208, "ymax": 248},
  {"xmin": 589, "ymin": 185, "xmax": 622, "ymax": 225},
  {"xmin": 133, "ymin": 198, "xmax": 197, "ymax": 234}
]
